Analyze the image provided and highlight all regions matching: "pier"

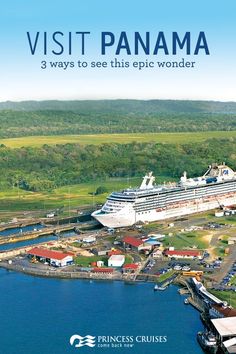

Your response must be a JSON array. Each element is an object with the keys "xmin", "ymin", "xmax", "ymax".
[{"xmin": 174, "ymin": 276, "xmax": 206, "ymax": 312}]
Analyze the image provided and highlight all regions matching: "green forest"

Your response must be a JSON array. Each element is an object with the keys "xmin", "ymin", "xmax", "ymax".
[
  {"xmin": 0, "ymin": 138, "xmax": 235, "ymax": 192},
  {"xmin": 0, "ymin": 99, "xmax": 235, "ymax": 198},
  {"xmin": 0, "ymin": 99, "xmax": 236, "ymax": 137}
]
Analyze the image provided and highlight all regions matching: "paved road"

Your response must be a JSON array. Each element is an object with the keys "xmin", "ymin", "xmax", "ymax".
[
  {"xmin": 173, "ymin": 217, "xmax": 207, "ymax": 229},
  {"xmin": 214, "ymin": 244, "xmax": 236, "ymax": 282}
]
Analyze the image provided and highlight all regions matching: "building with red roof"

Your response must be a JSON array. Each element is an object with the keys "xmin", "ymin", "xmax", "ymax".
[
  {"xmin": 92, "ymin": 267, "xmax": 114, "ymax": 273},
  {"xmin": 210, "ymin": 304, "xmax": 236, "ymax": 319},
  {"xmin": 163, "ymin": 249, "xmax": 202, "ymax": 259},
  {"xmin": 123, "ymin": 236, "xmax": 143, "ymax": 247},
  {"xmin": 27, "ymin": 247, "xmax": 74, "ymax": 267},
  {"xmin": 108, "ymin": 250, "xmax": 123, "ymax": 256},
  {"xmin": 123, "ymin": 236, "xmax": 152, "ymax": 252},
  {"xmin": 123, "ymin": 263, "xmax": 139, "ymax": 273},
  {"xmin": 123, "ymin": 236, "xmax": 144, "ymax": 251}
]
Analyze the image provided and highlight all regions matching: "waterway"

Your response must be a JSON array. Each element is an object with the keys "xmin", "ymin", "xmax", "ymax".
[
  {"xmin": 0, "ymin": 230, "xmax": 78, "ymax": 251},
  {"xmin": 0, "ymin": 269, "xmax": 204, "ymax": 354},
  {"xmin": 0, "ymin": 223, "xmax": 45, "ymax": 237}
]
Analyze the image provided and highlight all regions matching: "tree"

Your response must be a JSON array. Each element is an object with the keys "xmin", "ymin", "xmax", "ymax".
[{"xmin": 95, "ymin": 186, "xmax": 108, "ymax": 195}]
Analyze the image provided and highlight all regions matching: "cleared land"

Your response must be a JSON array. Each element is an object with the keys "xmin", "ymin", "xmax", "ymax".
[
  {"xmin": 1, "ymin": 131, "xmax": 236, "ymax": 148},
  {"xmin": 163, "ymin": 232, "xmax": 209, "ymax": 250},
  {"xmin": 0, "ymin": 178, "xmax": 141, "ymax": 214},
  {"xmin": 74, "ymin": 255, "xmax": 133, "ymax": 267},
  {"xmin": 209, "ymin": 290, "xmax": 236, "ymax": 308}
]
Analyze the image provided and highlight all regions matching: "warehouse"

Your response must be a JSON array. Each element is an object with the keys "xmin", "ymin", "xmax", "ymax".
[
  {"xmin": 211, "ymin": 317, "xmax": 236, "ymax": 352},
  {"xmin": 27, "ymin": 247, "xmax": 74, "ymax": 267},
  {"xmin": 123, "ymin": 236, "xmax": 144, "ymax": 251},
  {"xmin": 163, "ymin": 249, "xmax": 202, "ymax": 259}
]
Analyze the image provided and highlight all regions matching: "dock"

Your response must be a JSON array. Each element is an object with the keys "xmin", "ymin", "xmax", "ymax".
[
  {"xmin": 174, "ymin": 276, "xmax": 206, "ymax": 312},
  {"xmin": 178, "ymin": 288, "xmax": 190, "ymax": 295}
]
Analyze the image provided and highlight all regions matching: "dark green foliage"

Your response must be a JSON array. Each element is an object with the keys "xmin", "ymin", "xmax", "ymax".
[
  {"xmin": 0, "ymin": 99, "xmax": 235, "ymax": 138},
  {"xmin": 95, "ymin": 186, "xmax": 108, "ymax": 195},
  {"xmin": 0, "ymin": 138, "xmax": 235, "ymax": 192},
  {"xmin": 1, "ymin": 99, "xmax": 236, "ymax": 113},
  {"xmin": 0, "ymin": 100, "xmax": 235, "ymax": 192}
]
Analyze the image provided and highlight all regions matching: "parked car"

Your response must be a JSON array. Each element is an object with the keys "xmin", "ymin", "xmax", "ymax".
[
  {"xmin": 174, "ymin": 265, "xmax": 182, "ymax": 271},
  {"xmin": 182, "ymin": 266, "xmax": 191, "ymax": 271}
]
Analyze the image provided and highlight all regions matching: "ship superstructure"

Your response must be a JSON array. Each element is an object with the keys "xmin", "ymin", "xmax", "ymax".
[{"xmin": 92, "ymin": 164, "xmax": 236, "ymax": 228}]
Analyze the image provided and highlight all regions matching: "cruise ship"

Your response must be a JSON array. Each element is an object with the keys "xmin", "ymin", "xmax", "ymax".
[{"xmin": 92, "ymin": 164, "xmax": 236, "ymax": 228}]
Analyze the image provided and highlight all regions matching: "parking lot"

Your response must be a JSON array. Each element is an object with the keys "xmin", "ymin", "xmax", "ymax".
[
  {"xmin": 213, "ymin": 260, "xmax": 236, "ymax": 291},
  {"xmin": 141, "ymin": 257, "xmax": 205, "ymax": 277}
]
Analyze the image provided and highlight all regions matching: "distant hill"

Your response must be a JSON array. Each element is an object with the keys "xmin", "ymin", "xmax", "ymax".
[
  {"xmin": 1, "ymin": 99, "xmax": 236, "ymax": 114},
  {"xmin": 0, "ymin": 99, "xmax": 235, "ymax": 138}
]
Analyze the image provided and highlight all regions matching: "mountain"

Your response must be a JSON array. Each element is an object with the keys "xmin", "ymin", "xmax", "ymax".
[{"xmin": 0, "ymin": 99, "xmax": 236, "ymax": 114}]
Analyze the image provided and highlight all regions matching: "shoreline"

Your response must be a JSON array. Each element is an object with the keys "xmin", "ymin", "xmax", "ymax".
[
  {"xmin": 0, "ymin": 260, "xmax": 206, "ymax": 313},
  {"xmin": 0, "ymin": 261, "xmax": 125, "ymax": 281},
  {"xmin": 0, "ymin": 260, "xmax": 173, "ymax": 285}
]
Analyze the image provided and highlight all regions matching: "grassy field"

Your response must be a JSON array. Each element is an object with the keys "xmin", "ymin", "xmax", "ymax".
[
  {"xmin": 156, "ymin": 270, "xmax": 176, "ymax": 283},
  {"xmin": 163, "ymin": 231, "xmax": 208, "ymax": 250},
  {"xmin": 0, "ymin": 175, "xmax": 177, "ymax": 214},
  {"xmin": 74, "ymin": 255, "xmax": 132, "ymax": 267},
  {"xmin": 74, "ymin": 256, "xmax": 108, "ymax": 267},
  {"xmin": 1, "ymin": 131, "xmax": 236, "ymax": 148},
  {"xmin": 229, "ymin": 276, "xmax": 236, "ymax": 286},
  {"xmin": 209, "ymin": 290, "xmax": 236, "ymax": 308},
  {"xmin": 0, "ymin": 178, "xmax": 139, "ymax": 213}
]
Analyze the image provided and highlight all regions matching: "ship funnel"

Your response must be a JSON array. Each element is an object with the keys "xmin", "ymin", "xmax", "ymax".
[
  {"xmin": 180, "ymin": 171, "xmax": 187, "ymax": 183},
  {"xmin": 140, "ymin": 172, "xmax": 155, "ymax": 189}
]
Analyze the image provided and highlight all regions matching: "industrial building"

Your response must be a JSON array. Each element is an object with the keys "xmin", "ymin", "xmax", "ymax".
[
  {"xmin": 123, "ymin": 236, "xmax": 152, "ymax": 252},
  {"xmin": 27, "ymin": 247, "xmax": 74, "ymax": 267},
  {"xmin": 211, "ymin": 317, "xmax": 236, "ymax": 353},
  {"xmin": 163, "ymin": 249, "xmax": 202, "ymax": 259},
  {"xmin": 210, "ymin": 304, "xmax": 236, "ymax": 319},
  {"xmin": 123, "ymin": 236, "xmax": 144, "ymax": 251}
]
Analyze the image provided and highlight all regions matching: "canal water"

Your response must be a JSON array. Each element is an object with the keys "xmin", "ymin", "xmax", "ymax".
[
  {"xmin": 0, "ymin": 230, "xmax": 78, "ymax": 251},
  {"xmin": 0, "ymin": 269, "xmax": 204, "ymax": 354},
  {"xmin": 0, "ymin": 223, "xmax": 45, "ymax": 237},
  {"xmin": 0, "ymin": 235, "xmax": 58, "ymax": 251}
]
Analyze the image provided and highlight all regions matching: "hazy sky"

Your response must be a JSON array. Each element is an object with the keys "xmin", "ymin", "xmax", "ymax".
[{"xmin": 0, "ymin": 0, "xmax": 235, "ymax": 101}]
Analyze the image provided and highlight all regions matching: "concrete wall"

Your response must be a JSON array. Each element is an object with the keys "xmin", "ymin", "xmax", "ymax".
[{"xmin": 0, "ymin": 247, "xmax": 29, "ymax": 260}]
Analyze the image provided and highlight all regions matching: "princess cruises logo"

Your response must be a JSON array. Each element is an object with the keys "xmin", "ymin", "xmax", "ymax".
[
  {"xmin": 70, "ymin": 334, "xmax": 96, "ymax": 348},
  {"xmin": 70, "ymin": 333, "xmax": 167, "ymax": 350}
]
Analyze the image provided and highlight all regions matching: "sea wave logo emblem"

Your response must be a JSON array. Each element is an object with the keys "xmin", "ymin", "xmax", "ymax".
[{"xmin": 70, "ymin": 334, "xmax": 96, "ymax": 348}]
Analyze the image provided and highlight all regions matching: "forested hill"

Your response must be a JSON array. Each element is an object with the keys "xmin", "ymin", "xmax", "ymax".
[
  {"xmin": 0, "ymin": 139, "xmax": 235, "ymax": 192},
  {"xmin": 1, "ymin": 99, "xmax": 236, "ymax": 113},
  {"xmin": 0, "ymin": 99, "xmax": 236, "ymax": 138}
]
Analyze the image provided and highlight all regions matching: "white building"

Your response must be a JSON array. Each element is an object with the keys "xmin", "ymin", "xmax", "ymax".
[
  {"xmin": 152, "ymin": 249, "xmax": 162, "ymax": 258},
  {"xmin": 108, "ymin": 255, "xmax": 125, "ymax": 267},
  {"xmin": 27, "ymin": 247, "xmax": 74, "ymax": 267},
  {"xmin": 211, "ymin": 317, "xmax": 236, "ymax": 349},
  {"xmin": 83, "ymin": 235, "xmax": 96, "ymax": 243}
]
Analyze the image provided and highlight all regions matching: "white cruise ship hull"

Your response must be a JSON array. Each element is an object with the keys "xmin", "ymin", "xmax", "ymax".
[
  {"xmin": 92, "ymin": 194, "xmax": 236, "ymax": 228},
  {"xmin": 92, "ymin": 165, "xmax": 236, "ymax": 228}
]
